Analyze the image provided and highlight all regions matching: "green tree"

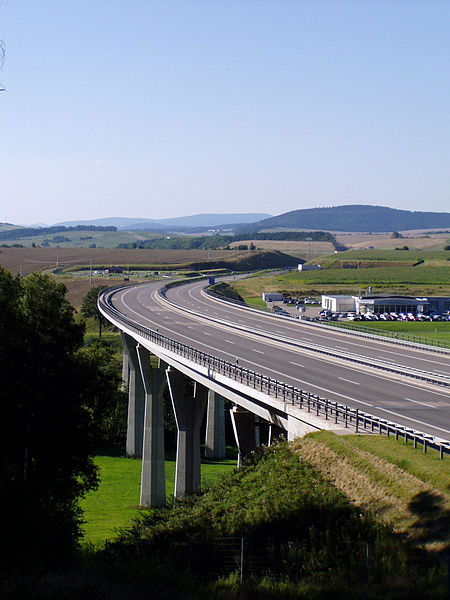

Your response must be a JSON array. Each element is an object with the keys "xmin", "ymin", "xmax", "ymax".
[
  {"xmin": 76, "ymin": 340, "xmax": 128, "ymax": 447},
  {"xmin": 80, "ymin": 284, "xmax": 109, "ymax": 337},
  {"xmin": 0, "ymin": 269, "xmax": 100, "ymax": 572}
]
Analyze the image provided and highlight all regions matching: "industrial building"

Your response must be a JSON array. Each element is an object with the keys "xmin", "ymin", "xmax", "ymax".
[{"xmin": 321, "ymin": 294, "xmax": 450, "ymax": 316}]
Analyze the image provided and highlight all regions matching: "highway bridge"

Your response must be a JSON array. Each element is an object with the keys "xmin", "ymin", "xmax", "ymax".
[{"xmin": 99, "ymin": 277, "xmax": 450, "ymax": 507}]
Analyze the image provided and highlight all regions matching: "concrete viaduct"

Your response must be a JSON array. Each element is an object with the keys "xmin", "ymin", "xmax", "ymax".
[{"xmin": 98, "ymin": 279, "xmax": 450, "ymax": 508}]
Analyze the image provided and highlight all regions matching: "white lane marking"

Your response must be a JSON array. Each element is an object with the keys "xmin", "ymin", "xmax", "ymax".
[
  {"xmin": 189, "ymin": 287, "xmax": 450, "ymax": 371},
  {"xmin": 225, "ymin": 340, "xmax": 235, "ymax": 344},
  {"xmin": 289, "ymin": 361, "xmax": 304, "ymax": 367},
  {"xmin": 374, "ymin": 407, "xmax": 450, "ymax": 435},
  {"xmin": 147, "ymin": 291, "xmax": 450, "ymax": 406},
  {"xmin": 203, "ymin": 332, "xmax": 211, "ymax": 336},
  {"xmin": 173, "ymin": 286, "xmax": 450, "ymax": 376},
  {"xmin": 338, "ymin": 377, "xmax": 360, "ymax": 385},
  {"xmin": 186, "ymin": 326, "xmax": 194, "ymax": 330},
  {"xmin": 121, "ymin": 288, "xmax": 449, "ymax": 426},
  {"xmin": 404, "ymin": 397, "xmax": 436, "ymax": 409},
  {"xmin": 253, "ymin": 349, "xmax": 264, "ymax": 354}
]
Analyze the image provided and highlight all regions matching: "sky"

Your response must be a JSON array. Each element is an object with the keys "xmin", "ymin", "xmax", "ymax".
[{"xmin": 0, "ymin": 1, "xmax": 449, "ymax": 225}]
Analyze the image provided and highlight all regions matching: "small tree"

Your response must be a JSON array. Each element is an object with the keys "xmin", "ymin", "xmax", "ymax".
[{"xmin": 81, "ymin": 284, "xmax": 109, "ymax": 337}]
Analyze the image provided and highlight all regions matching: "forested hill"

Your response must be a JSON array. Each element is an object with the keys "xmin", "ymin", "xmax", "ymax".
[{"xmin": 237, "ymin": 205, "xmax": 450, "ymax": 233}]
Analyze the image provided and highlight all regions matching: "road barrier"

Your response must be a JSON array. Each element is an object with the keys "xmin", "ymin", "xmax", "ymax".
[
  {"xmin": 159, "ymin": 284, "xmax": 450, "ymax": 387},
  {"xmin": 99, "ymin": 286, "xmax": 450, "ymax": 458},
  {"xmin": 205, "ymin": 287, "xmax": 450, "ymax": 354}
]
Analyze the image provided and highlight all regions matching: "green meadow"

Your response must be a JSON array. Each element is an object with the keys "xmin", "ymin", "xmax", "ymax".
[{"xmin": 80, "ymin": 453, "xmax": 237, "ymax": 545}]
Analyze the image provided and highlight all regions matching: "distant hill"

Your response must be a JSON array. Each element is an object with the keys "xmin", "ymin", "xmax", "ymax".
[
  {"xmin": 237, "ymin": 205, "xmax": 450, "ymax": 234},
  {"xmin": 56, "ymin": 213, "xmax": 271, "ymax": 230}
]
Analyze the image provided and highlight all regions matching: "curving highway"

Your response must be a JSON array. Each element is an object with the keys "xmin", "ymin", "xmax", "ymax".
[{"xmin": 107, "ymin": 278, "xmax": 450, "ymax": 442}]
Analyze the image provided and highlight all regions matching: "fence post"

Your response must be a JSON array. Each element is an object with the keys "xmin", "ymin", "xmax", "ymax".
[
  {"xmin": 355, "ymin": 409, "xmax": 359, "ymax": 433},
  {"xmin": 366, "ymin": 542, "xmax": 370, "ymax": 600},
  {"xmin": 240, "ymin": 536, "xmax": 244, "ymax": 583}
]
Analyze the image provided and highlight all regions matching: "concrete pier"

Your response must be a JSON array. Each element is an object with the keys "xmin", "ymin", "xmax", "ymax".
[
  {"xmin": 167, "ymin": 368, "xmax": 207, "ymax": 498},
  {"xmin": 205, "ymin": 390, "xmax": 226, "ymax": 458},
  {"xmin": 230, "ymin": 405, "xmax": 257, "ymax": 468},
  {"xmin": 121, "ymin": 332, "xmax": 145, "ymax": 457},
  {"xmin": 136, "ymin": 345, "xmax": 166, "ymax": 507}
]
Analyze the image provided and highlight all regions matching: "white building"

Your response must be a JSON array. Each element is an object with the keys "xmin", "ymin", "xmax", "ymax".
[
  {"xmin": 321, "ymin": 295, "xmax": 356, "ymax": 313},
  {"xmin": 262, "ymin": 292, "xmax": 283, "ymax": 302},
  {"xmin": 298, "ymin": 264, "xmax": 321, "ymax": 271}
]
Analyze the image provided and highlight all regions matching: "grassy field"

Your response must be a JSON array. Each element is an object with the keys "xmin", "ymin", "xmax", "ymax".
[
  {"xmin": 320, "ymin": 247, "xmax": 450, "ymax": 267},
  {"xmin": 230, "ymin": 262, "xmax": 450, "ymax": 299},
  {"xmin": 80, "ymin": 453, "xmax": 237, "ymax": 545},
  {"xmin": 326, "ymin": 319, "xmax": 450, "ymax": 344}
]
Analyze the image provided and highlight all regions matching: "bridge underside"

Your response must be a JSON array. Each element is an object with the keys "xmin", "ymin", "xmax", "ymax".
[{"xmin": 120, "ymin": 327, "xmax": 342, "ymax": 507}]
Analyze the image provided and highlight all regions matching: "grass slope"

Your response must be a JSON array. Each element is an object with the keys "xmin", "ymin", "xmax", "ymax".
[
  {"xmin": 293, "ymin": 432, "xmax": 450, "ymax": 553},
  {"xmin": 100, "ymin": 439, "xmax": 448, "ymax": 598},
  {"xmin": 8, "ymin": 437, "xmax": 449, "ymax": 598}
]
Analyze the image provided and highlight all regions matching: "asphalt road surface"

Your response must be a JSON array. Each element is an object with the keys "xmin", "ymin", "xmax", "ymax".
[{"xmin": 108, "ymin": 280, "xmax": 450, "ymax": 441}]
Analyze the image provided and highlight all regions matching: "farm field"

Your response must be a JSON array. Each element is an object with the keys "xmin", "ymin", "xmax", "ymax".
[
  {"xmin": 0, "ymin": 247, "xmax": 233, "ymax": 276},
  {"xmin": 335, "ymin": 231, "xmax": 450, "ymax": 251},
  {"xmin": 228, "ymin": 239, "xmax": 334, "ymax": 258},
  {"xmin": 1, "ymin": 229, "xmax": 152, "ymax": 249},
  {"xmin": 80, "ymin": 453, "xmax": 237, "ymax": 545}
]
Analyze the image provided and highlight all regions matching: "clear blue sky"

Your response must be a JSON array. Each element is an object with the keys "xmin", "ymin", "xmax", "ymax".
[{"xmin": 1, "ymin": 1, "xmax": 449, "ymax": 225}]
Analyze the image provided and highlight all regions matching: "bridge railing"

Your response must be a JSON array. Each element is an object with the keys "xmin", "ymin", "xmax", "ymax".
[{"xmin": 99, "ymin": 287, "xmax": 450, "ymax": 459}]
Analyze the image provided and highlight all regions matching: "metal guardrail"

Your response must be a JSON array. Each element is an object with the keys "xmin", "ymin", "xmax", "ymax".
[
  {"xmin": 320, "ymin": 319, "xmax": 450, "ymax": 350},
  {"xmin": 99, "ymin": 286, "xmax": 450, "ymax": 458},
  {"xmin": 205, "ymin": 288, "xmax": 450, "ymax": 354},
  {"xmin": 160, "ymin": 286, "xmax": 450, "ymax": 388}
]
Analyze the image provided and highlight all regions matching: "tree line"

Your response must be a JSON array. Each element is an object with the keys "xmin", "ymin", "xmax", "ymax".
[
  {"xmin": 0, "ymin": 225, "xmax": 117, "ymax": 241},
  {"xmin": 118, "ymin": 230, "xmax": 336, "ymax": 250}
]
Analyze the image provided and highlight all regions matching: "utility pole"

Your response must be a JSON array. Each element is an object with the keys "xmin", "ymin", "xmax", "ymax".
[{"xmin": 306, "ymin": 237, "xmax": 312, "ymax": 262}]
